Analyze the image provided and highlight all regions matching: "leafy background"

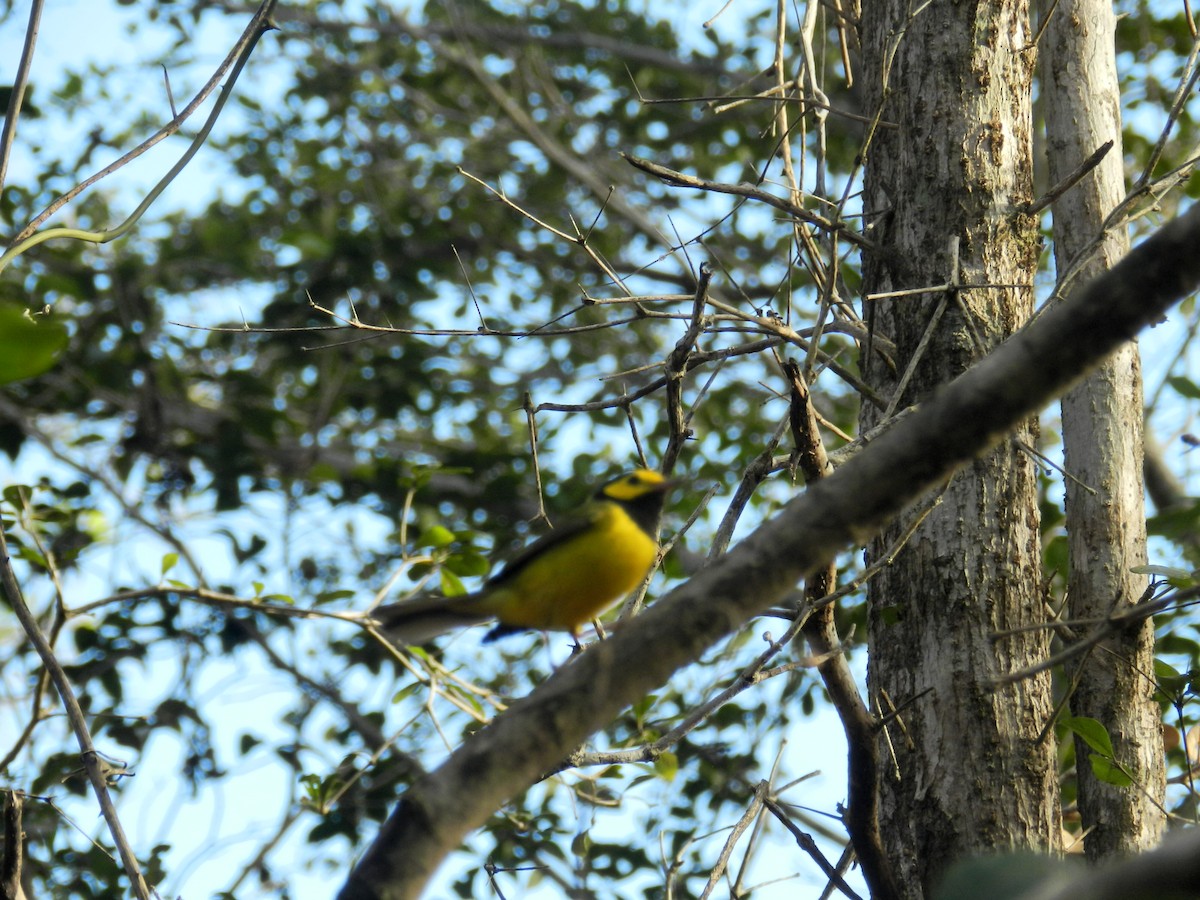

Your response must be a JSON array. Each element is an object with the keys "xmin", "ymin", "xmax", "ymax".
[{"xmin": 2, "ymin": 1, "xmax": 1199, "ymax": 897}]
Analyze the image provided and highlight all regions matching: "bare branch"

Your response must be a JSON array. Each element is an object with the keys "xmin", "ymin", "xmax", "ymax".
[
  {"xmin": 621, "ymin": 153, "xmax": 873, "ymax": 250},
  {"xmin": 0, "ymin": 0, "xmax": 44, "ymax": 195},
  {"xmin": 337, "ymin": 204, "xmax": 1200, "ymax": 900},
  {"xmin": 787, "ymin": 359, "xmax": 900, "ymax": 900},
  {"xmin": 0, "ymin": 522, "xmax": 152, "ymax": 898},
  {"xmin": 0, "ymin": 0, "xmax": 280, "ymax": 271},
  {"xmin": 1, "ymin": 789, "xmax": 25, "ymax": 900},
  {"xmin": 1021, "ymin": 140, "xmax": 1113, "ymax": 216}
]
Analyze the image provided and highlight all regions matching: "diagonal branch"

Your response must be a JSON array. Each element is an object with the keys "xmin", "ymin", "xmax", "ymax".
[
  {"xmin": 0, "ymin": 522, "xmax": 151, "ymax": 898},
  {"xmin": 621, "ymin": 152, "xmax": 873, "ymax": 250},
  {"xmin": 786, "ymin": 359, "xmax": 900, "ymax": 900},
  {"xmin": 338, "ymin": 206, "xmax": 1200, "ymax": 899},
  {"xmin": 0, "ymin": 0, "xmax": 279, "ymax": 271},
  {"xmin": 0, "ymin": 0, "xmax": 44, "ymax": 195}
]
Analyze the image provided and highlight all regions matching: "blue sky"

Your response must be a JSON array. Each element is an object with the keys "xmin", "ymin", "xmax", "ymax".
[
  {"xmin": 3, "ymin": 1, "xmax": 1198, "ymax": 898},
  {"xmin": 0, "ymin": 4, "xmax": 866, "ymax": 897}
]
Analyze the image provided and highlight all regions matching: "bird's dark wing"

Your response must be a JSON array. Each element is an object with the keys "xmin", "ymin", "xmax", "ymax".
[
  {"xmin": 484, "ymin": 506, "xmax": 601, "ymax": 589},
  {"xmin": 375, "ymin": 505, "xmax": 604, "ymax": 644}
]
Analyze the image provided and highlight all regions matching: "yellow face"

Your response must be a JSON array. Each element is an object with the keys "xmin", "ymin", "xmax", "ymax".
[{"xmin": 599, "ymin": 469, "xmax": 669, "ymax": 501}]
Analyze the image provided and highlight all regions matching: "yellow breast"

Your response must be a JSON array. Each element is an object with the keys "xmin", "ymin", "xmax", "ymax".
[{"xmin": 479, "ymin": 501, "xmax": 659, "ymax": 633}]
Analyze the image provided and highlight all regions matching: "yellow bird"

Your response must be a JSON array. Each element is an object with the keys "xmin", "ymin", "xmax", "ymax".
[{"xmin": 375, "ymin": 468, "xmax": 675, "ymax": 644}]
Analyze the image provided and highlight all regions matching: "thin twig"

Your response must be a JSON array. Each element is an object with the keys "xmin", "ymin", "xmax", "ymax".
[
  {"xmin": 763, "ymin": 798, "xmax": 863, "ymax": 900},
  {"xmin": 663, "ymin": 262, "xmax": 713, "ymax": 469},
  {"xmin": 1022, "ymin": 140, "xmax": 1113, "ymax": 216},
  {"xmin": 0, "ymin": 521, "xmax": 152, "ymax": 898},
  {"xmin": 562, "ymin": 609, "xmax": 817, "ymax": 774},
  {"xmin": 67, "ymin": 584, "xmax": 365, "ymax": 624},
  {"xmin": 709, "ymin": 418, "xmax": 790, "ymax": 560},
  {"xmin": 0, "ymin": 395, "xmax": 205, "ymax": 582},
  {"xmin": 993, "ymin": 583, "xmax": 1195, "ymax": 684},
  {"xmin": 0, "ymin": 0, "xmax": 279, "ymax": 271},
  {"xmin": 699, "ymin": 781, "xmax": 769, "ymax": 898},
  {"xmin": 621, "ymin": 152, "xmax": 873, "ymax": 251},
  {"xmin": 0, "ymin": 0, "xmax": 44, "ymax": 194},
  {"xmin": 223, "ymin": 805, "xmax": 303, "ymax": 896}
]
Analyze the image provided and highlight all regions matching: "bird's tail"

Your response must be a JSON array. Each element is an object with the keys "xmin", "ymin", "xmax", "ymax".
[{"xmin": 371, "ymin": 591, "xmax": 491, "ymax": 645}]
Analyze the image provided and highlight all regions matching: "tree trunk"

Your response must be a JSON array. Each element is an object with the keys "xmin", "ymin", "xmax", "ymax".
[
  {"xmin": 1041, "ymin": 0, "xmax": 1166, "ymax": 859},
  {"xmin": 859, "ymin": 2, "xmax": 1059, "ymax": 895}
]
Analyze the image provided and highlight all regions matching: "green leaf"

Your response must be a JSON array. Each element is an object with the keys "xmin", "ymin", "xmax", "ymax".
[
  {"xmin": 446, "ymin": 549, "xmax": 489, "ymax": 578},
  {"xmin": 1156, "ymin": 633, "xmax": 1200, "ymax": 659},
  {"xmin": 299, "ymin": 772, "xmax": 330, "ymax": 807},
  {"xmin": 2, "ymin": 485, "xmax": 30, "ymax": 507},
  {"xmin": 160, "ymin": 553, "xmax": 179, "ymax": 577},
  {"xmin": 440, "ymin": 568, "xmax": 467, "ymax": 597},
  {"xmin": 17, "ymin": 545, "xmax": 48, "ymax": 569},
  {"xmin": 1087, "ymin": 753, "xmax": 1133, "ymax": 787},
  {"xmin": 1062, "ymin": 716, "xmax": 1115, "ymax": 757},
  {"xmin": 421, "ymin": 524, "xmax": 456, "ymax": 549},
  {"xmin": 1153, "ymin": 658, "xmax": 1191, "ymax": 696},
  {"xmin": 1167, "ymin": 374, "xmax": 1200, "ymax": 399},
  {"xmin": 0, "ymin": 302, "xmax": 68, "ymax": 384},
  {"xmin": 1147, "ymin": 501, "xmax": 1200, "ymax": 545},
  {"xmin": 653, "ymin": 751, "xmax": 678, "ymax": 782},
  {"xmin": 630, "ymin": 693, "xmax": 657, "ymax": 725},
  {"xmin": 570, "ymin": 831, "xmax": 591, "ymax": 856},
  {"xmin": 391, "ymin": 680, "xmax": 424, "ymax": 703},
  {"xmin": 315, "ymin": 589, "xmax": 356, "ymax": 603},
  {"xmin": 74, "ymin": 623, "xmax": 99, "ymax": 651},
  {"xmin": 239, "ymin": 733, "xmax": 262, "ymax": 755},
  {"xmin": 1153, "ymin": 658, "xmax": 1182, "ymax": 682}
]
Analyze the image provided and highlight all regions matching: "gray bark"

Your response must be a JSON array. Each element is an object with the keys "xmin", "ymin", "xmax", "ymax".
[
  {"xmin": 859, "ymin": 1, "xmax": 1059, "ymax": 894},
  {"xmin": 1042, "ymin": 0, "xmax": 1167, "ymax": 859}
]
